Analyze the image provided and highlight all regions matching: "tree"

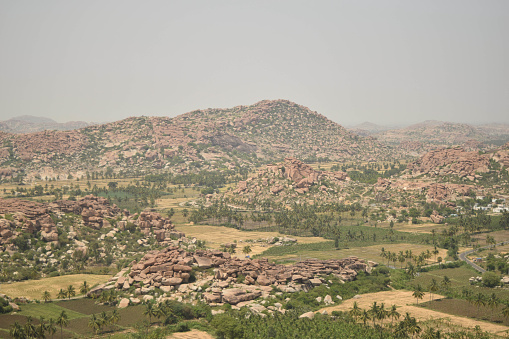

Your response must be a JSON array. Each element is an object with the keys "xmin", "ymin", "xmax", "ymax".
[
  {"xmin": 487, "ymin": 293, "xmax": 499, "ymax": 321},
  {"xmin": 412, "ymin": 285, "xmax": 425, "ymax": 305},
  {"xmin": 428, "ymin": 278, "xmax": 439, "ymax": 302},
  {"xmin": 47, "ymin": 318, "xmax": 57, "ymax": 339},
  {"xmin": 42, "ymin": 290, "xmax": 51, "ymax": 303},
  {"xmin": 369, "ymin": 301, "xmax": 380, "ymax": 326},
  {"xmin": 80, "ymin": 281, "xmax": 90, "ymax": 295},
  {"xmin": 57, "ymin": 289, "xmax": 67, "ymax": 300},
  {"xmin": 88, "ymin": 314, "xmax": 101, "ymax": 335},
  {"xmin": 9, "ymin": 322, "xmax": 24, "ymax": 339},
  {"xmin": 350, "ymin": 301, "xmax": 361, "ymax": 320},
  {"xmin": 473, "ymin": 293, "xmax": 486, "ymax": 318},
  {"xmin": 502, "ymin": 303, "xmax": 509, "ymax": 321},
  {"xmin": 360, "ymin": 309, "xmax": 371, "ymax": 326},
  {"xmin": 110, "ymin": 309, "xmax": 121, "ymax": 326},
  {"xmin": 388, "ymin": 304, "xmax": 400, "ymax": 325},
  {"xmin": 441, "ymin": 276, "xmax": 451, "ymax": 292},
  {"xmin": 242, "ymin": 245, "xmax": 252, "ymax": 257},
  {"xmin": 143, "ymin": 302, "xmax": 158, "ymax": 324},
  {"xmin": 67, "ymin": 285, "xmax": 76, "ymax": 299},
  {"xmin": 482, "ymin": 271, "xmax": 500, "ymax": 288},
  {"xmin": 56, "ymin": 310, "xmax": 69, "ymax": 339}
]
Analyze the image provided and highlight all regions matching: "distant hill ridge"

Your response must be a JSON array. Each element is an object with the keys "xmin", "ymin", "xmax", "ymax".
[
  {"xmin": 0, "ymin": 115, "xmax": 92, "ymax": 133},
  {"xmin": 0, "ymin": 99, "xmax": 394, "ymax": 181}
]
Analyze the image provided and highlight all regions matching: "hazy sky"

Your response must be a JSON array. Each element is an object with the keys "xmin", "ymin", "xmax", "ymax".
[{"xmin": 0, "ymin": 1, "xmax": 508, "ymax": 126}]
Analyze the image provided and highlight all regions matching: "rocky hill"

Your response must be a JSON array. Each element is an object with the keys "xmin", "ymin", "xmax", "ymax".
[
  {"xmin": 407, "ymin": 143, "xmax": 509, "ymax": 181},
  {"xmin": 218, "ymin": 157, "xmax": 350, "ymax": 207},
  {"xmin": 0, "ymin": 100, "xmax": 394, "ymax": 181},
  {"xmin": 0, "ymin": 115, "xmax": 92, "ymax": 134},
  {"xmin": 365, "ymin": 120, "xmax": 509, "ymax": 154}
]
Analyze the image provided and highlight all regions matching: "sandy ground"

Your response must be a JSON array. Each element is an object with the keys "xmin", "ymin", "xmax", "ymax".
[
  {"xmin": 167, "ymin": 329, "xmax": 214, "ymax": 339},
  {"xmin": 319, "ymin": 290, "xmax": 509, "ymax": 335}
]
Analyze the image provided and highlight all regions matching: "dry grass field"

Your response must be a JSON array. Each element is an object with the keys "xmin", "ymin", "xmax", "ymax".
[
  {"xmin": 0, "ymin": 274, "xmax": 109, "ymax": 300},
  {"xmin": 320, "ymin": 290, "xmax": 509, "ymax": 335},
  {"xmin": 175, "ymin": 224, "xmax": 326, "ymax": 257},
  {"xmin": 262, "ymin": 243, "xmax": 448, "ymax": 264}
]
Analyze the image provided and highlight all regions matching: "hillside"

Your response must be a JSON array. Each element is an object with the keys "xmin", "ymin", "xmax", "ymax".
[
  {"xmin": 370, "ymin": 120, "xmax": 509, "ymax": 153},
  {"xmin": 0, "ymin": 100, "xmax": 394, "ymax": 182}
]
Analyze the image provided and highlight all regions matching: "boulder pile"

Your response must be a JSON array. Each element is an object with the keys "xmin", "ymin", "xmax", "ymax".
[{"xmin": 102, "ymin": 246, "xmax": 376, "ymax": 306}]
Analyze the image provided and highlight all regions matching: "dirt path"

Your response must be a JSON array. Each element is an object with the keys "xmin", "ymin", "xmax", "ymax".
[
  {"xmin": 167, "ymin": 329, "xmax": 214, "ymax": 339},
  {"xmin": 319, "ymin": 290, "xmax": 509, "ymax": 335}
]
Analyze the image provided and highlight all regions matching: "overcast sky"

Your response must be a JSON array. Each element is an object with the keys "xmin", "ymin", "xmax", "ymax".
[{"xmin": 0, "ymin": 1, "xmax": 508, "ymax": 126}]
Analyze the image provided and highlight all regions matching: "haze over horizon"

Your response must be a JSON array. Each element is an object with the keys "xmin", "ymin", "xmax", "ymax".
[{"xmin": 1, "ymin": 1, "xmax": 508, "ymax": 126}]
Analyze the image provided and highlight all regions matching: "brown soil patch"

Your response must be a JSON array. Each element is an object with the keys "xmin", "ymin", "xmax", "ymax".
[
  {"xmin": 167, "ymin": 329, "xmax": 214, "ymax": 339},
  {"xmin": 319, "ymin": 290, "xmax": 509, "ymax": 335}
]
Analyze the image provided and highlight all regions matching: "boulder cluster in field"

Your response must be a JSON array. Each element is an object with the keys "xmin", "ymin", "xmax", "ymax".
[{"xmin": 93, "ymin": 245, "xmax": 377, "ymax": 307}]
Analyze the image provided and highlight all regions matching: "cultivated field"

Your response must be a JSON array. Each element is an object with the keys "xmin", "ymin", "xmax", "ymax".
[
  {"xmin": 320, "ymin": 290, "xmax": 509, "ymax": 335},
  {"xmin": 0, "ymin": 274, "xmax": 109, "ymax": 300}
]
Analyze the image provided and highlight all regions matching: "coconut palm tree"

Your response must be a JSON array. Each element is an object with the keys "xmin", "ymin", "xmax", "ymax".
[
  {"xmin": 502, "ymin": 302, "xmax": 509, "ymax": 321},
  {"xmin": 47, "ymin": 318, "xmax": 57, "ymax": 339},
  {"xmin": 42, "ymin": 290, "xmax": 51, "ymax": 303},
  {"xmin": 487, "ymin": 293, "xmax": 499, "ymax": 321},
  {"xmin": 100, "ymin": 311, "xmax": 110, "ymax": 331},
  {"xmin": 24, "ymin": 316, "xmax": 37, "ymax": 338},
  {"xmin": 66, "ymin": 285, "xmax": 76, "ymax": 299},
  {"xmin": 56, "ymin": 310, "xmax": 69, "ymax": 339},
  {"xmin": 369, "ymin": 301, "xmax": 380, "ymax": 327},
  {"xmin": 441, "ymin": 276, "xmax": 451, "ymax": 292},
  {"xmin": 350, "ymin": 301, "xmax": 362, "ymax": 320},
  {"xmin": 428, "ymin": 278, "xmax": 439, "ymax": 302},
  {"xmin": 360, "ymin": 309, "xmax": 371, "ymax": 326},
  {"xmin": 57, "ymin": 289, "xmax": 67, "ymax": 300},
  {"xmin": 88, "ymin": 314, "xmax": 101, "ymax": 335},
  {"xmin": 143, "ymin": 301, "xmax": 158, "ymax": 324},
  {"xmin": 413, "ymin": 285, "xmax": 425, "ymax": 305},
  {"xmin": 80, "ymin": 281, "xmax": 90, "ymax": 295},
  {"xmin": 37, "ymin": 316, "xmax": 48, "ymax": 338},
  {"xmin": 9, "ymin": 322, "xmax": 24, "ymax": 339},
  {"xmin": 473, "ymin": 293, "xmax": 486, "ymax": 318},
  {"xmin": 388, "ymin": 304, "xmax": 400, "ymax": 325},
  {"xmin": 110, "ymin": 309, "xmax": 121, "ymax": 326}
]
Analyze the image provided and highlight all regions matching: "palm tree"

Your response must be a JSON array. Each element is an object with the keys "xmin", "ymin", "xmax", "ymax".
[
  {"xmin": 398, "ymin": 252, "xmax": 405, "ymax": 269},
  {"xmin": 88, "ymin": 314, "xmax": 101, "ymax": 335},
  {"xmin": 502, "ymin": 303, "xmax": 509, "ymax": 321},
  {"xmin": 143, "ymin": 301, "xmax": 158, "ymax": 324},
  {"xmin": 403, "ymin": 312, "xmax": 421, "ymax": 338},
  {"xmin": 42, "ymin": 290, "xmax": 51, "ymax": 303},
  {"xmin": 110, "ymin": 309, "xmax": 121, "ymax": 326},
  {"xmin": 369, "ymin": 301, "xmax": 380, "ymax": 327},
  {"xmin": 38, "ymin": 316, "xmax": 48, "ymax": 338},
  {"xmin": 360, "ymin": 309, "xmax": 371, "ymax": 326},
  {"xmin": 441, "ymin": 276, "xmax": 451, "ymax": 292},
  {"xmin": 47, "ymin": 318, "xmax": 57, "ymax": 339},
  {"xmin": 350, "ymin": 301, "xmax": 362, "ymax": 320},
  {"xmin": 24, "ymin": 316, "xmax": 37, "ymax": 338},
  {"xmin": 388, "ymin": 304, "xmax": 400, "ymax": 325},
  {"xmin": 80, "ymin": 281, "xmax": 90, "ymax": 295},
  {"xmin": 57, "ymin": 289, "xmax": 67, "ymax": 300},
  {"xmin": 376, "ymin": 303, "xmax": 388, "ymax": 327},
  {"xmin": 406, "ymin": 262, "xmax": 416, "ymax": 278},
  {"xmin": 100, "ymin": 311, "xmax": 110, "ymax": 330},
  {"xmin": 473, "ymin": 293, "xmax": 486, "ymax": 318},
  {"xmin": 242, "ymin": 245, "xmax": 252, "ymax": 257},
  {"xmin": 67, "ymin": 285, "xmax": 76, "ymax": 299},
  {"xmin": 412, "ymin": 285, "xmax": 425, "ymax": 305},
  {"xmin": 9, "ymin": 322, "xmax": 25, "ymax": 339},
  {"xmin": 428, "ymin": 278, "xmax": 439, "ymax": 302},
  {"xmin": 487, "ymin": 293, "xmax": 499, "ymax": 321},
  {"xmin": 56, "ymin": 310, "xmax": 69, "ymax": 339}
]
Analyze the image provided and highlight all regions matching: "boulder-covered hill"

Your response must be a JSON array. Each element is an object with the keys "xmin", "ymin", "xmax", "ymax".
[
  {"xmin": 0, "ymin": 100, "xmax": 394, "ymax": 181},
  {"xmin": 407, "ymin": 142, "xmax": 509, "ymax": 181},
  {"xmin": 370, "ymin": 120, "xmax": 509, "ymax": 153}
]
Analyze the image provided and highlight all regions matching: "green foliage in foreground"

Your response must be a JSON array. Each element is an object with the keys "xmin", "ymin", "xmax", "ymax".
[{"xmin": 211, "ymin": 310, "xmax": 393, "ymax": 339}]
